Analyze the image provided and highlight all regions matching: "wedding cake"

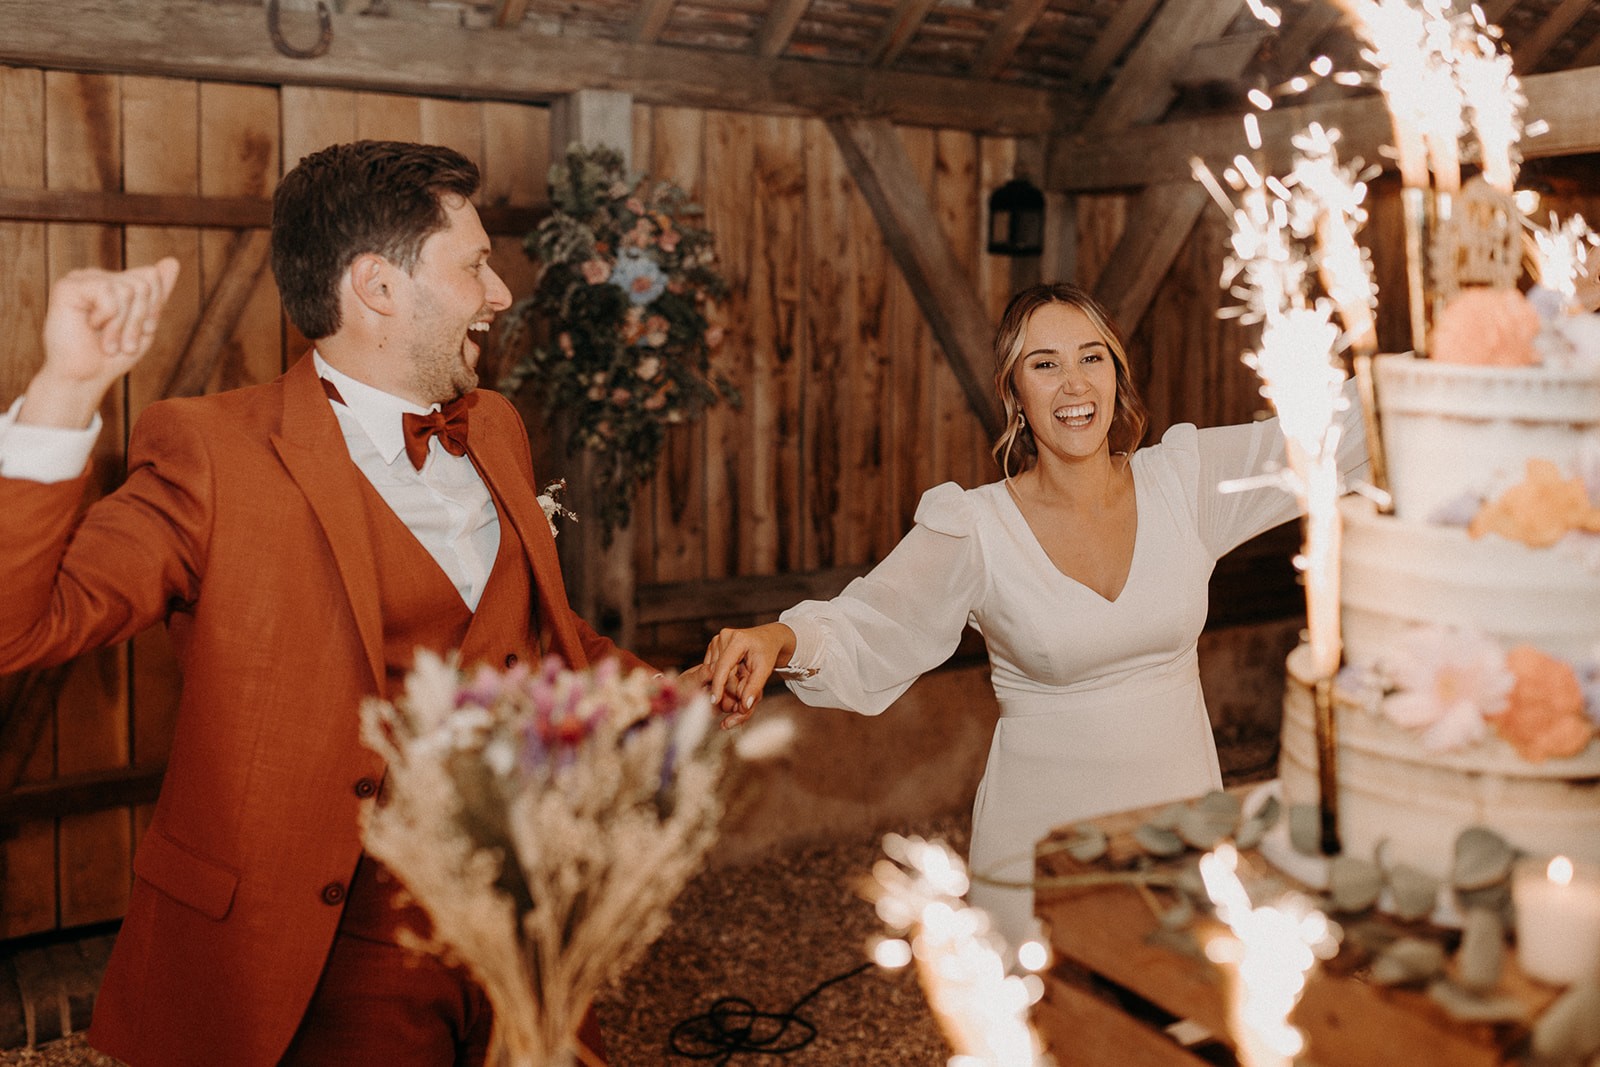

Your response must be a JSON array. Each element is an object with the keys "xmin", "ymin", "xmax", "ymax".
[{"xmin": 1277, "ymin": 278, "xmax": 1600, "ymax": 881}]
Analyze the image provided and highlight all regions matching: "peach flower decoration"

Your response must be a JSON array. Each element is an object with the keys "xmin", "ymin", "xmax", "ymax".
[
  {"xmin": 1430, "ymin": 287, "xmax": 1540, "ymax": 366},
  {"xmin": 1469, "ymin": 459, "xmax": 1600, "ymax": 547},
  {"xmin": 1490, "ymin": 645, "xmax": 1595, "ymax": 761},
  {"xmin": 580, "ymin": 259, "xmax": 611, "ymax": 286}
]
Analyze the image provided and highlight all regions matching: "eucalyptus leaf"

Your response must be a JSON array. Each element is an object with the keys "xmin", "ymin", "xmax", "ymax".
[
  {"xmin": 1196, "ymin": 790, "xmax": 1243, "ymax": 820},
  {"xmin": 1174, "ymin": 858, "xmax": 1207, "ymax": 900},
  {"xmin": 1453, "ymin": 881, "xmax": 1511, "ymax": 918},
  {"xmin": 1386, "ymin": 863, "xmax": 1441, "ymax": 922},
  {"xmin": 1288, "ymin": 803, "xmax": 1322, "ymax": 855},
  {"xmin": 1063, "ymin": 825, "xmax": 1109, "ymax": 863},
  {"xmin": 1369, "ymin": 937, "xmax": 1446, "ymax": 986},
  {"xmin": 1531, "ymin": 980, "xmax": 1600, "ymax": 1061},
  {"xmin": 1177, "ymin": 805, "xmax": 1236, "ymax": 850},
  {"xmin": 1158, "ymin": 892, "xmax": 1196, "ymax": 931},
  {"xmin": 1426, "ymin": 980, "xmax": 1529, "ymax": 1024},
  {"xmin": 1327, "ymin": 856, "xmax": 1384, "ymax": 913},
  {"xmin": 1234, "ymin": 818, "xmax": 1267, "ymax": 851},
  {"xmin": 1452, "ymin": 827, "xmax": 1515, "ymax": 891},
  {"xmin": 1147, "ymin": 803, "xmax": 1187, "ymax": 832},
  {"xmin": 1249, "ymin": 793, "xmax": 1280, "ymax": 828},
  {"xmin": 1134, "ymin": 823, "xmax": 1186, "ymax": 858},
  {"xmin": 1454, "ymin": 908, "xmax": 1505, "ymax": 993}
]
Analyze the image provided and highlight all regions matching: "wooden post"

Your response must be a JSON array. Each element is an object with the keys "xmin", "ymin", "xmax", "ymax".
[{"xmin": 547, "ymin": 90, "xmax": 637, "ymax": 650}]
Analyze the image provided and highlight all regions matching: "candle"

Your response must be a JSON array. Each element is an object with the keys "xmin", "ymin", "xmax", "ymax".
[{"xmin": 1514, "ymin": 856, "xmax": 1600, "ymax": 986}]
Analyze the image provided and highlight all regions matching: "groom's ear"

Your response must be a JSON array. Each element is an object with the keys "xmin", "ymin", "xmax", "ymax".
[{"xmin": 346, "ymin": 253, "xmax": 399, "ymax": 317}]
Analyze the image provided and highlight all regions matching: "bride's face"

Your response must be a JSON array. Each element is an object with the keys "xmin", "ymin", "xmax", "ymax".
[{"xmin": 1013, "ymin": 302, "xmax": 1118, "ymax": 462}]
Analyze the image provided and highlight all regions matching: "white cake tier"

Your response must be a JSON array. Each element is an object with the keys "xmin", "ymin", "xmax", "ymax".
[
  {"xmin": 1374, "ymin": 353, "xmax": 1600, "ymax": 521},
  {"xmin": 1280, "ymin": 645, "xmax": 1600, "ymax": 880},
  {"xmin": 1340, "ymin": 495, "xmax": 1600, "ymax": 667}
]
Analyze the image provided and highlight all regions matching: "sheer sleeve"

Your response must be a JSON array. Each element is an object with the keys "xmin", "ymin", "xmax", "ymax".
[
  {"xmin": 1191, "ymin": 377, "xmax": 1371, "ymax": 559},
  {"xmin": 778, "ymin": 481, "xmax": 988, "ymax": 716}
]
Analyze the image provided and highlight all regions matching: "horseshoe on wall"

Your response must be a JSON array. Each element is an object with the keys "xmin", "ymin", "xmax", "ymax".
[{"xmin": 267, "ymin": 0, "xmax": 334, "ymax": 60}]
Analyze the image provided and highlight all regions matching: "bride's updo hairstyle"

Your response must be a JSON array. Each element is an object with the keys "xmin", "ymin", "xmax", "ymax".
[{"xmin": 991, "ymin": 282, "xmax": 1149, "ymax": 479}]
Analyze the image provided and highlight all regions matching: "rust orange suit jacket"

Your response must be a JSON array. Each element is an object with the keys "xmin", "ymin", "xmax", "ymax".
[{"xmin": 0, "ymin": 353, "xmax": 646, "ymax": 1067}]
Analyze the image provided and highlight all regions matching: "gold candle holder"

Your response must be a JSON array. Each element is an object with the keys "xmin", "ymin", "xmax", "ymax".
[
  {"xmin": 1400, "ymin": 187, "xmax": 1431, "ymax": 358},
  {"xmin": 1351, "ymin": 353, "xmax": 1391, "ymax": 512},
  {"xmin": 1313, "ymin": 674, "xmax": 1341, "ymax": 857}
]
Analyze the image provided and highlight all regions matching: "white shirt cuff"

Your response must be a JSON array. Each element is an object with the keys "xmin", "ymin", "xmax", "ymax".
[
  {"xmin": 773, "ymin": 616, "xmax": 823, "ymax": 680},
  {"xmin": 0, "ymin": 396, "xmax": 100, "ymax": 483}
]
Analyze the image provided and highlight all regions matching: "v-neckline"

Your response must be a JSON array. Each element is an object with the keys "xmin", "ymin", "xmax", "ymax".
[{"xmin": 997, "ymin": 461, "xmax": 1142, "ymax": 605}]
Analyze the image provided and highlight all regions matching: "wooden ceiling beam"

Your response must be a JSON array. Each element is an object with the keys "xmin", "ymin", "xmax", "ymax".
[
  {"xmin": 970, "ymin": 0, "xmax": 1052, "ymax": 80},
  {"xmin": 0, "ymin": 0, "xmax": 1077, "ymax": 136},
  {"xmin": 1049, "ymin": 63, "xmax": 1600, "ymax": 192},
  {"xmin": 1079, "ymin": 0, "xmax": 1247, "ymax": 332},
  {"xmin": 493, "ymin": 0, "xmax": 529, "ymax": 29},
  {"xmin": 826, "ymin": 116, "xmax": 1004, "ymax": 439},
  {"xmin": 1512, "ymin": 0, "xmax": 1592, "ymax": 73},
  {"xmin": 629, "ymin": 0, "xmax": 678, "ymax": 44},
  {"xmin": 755, "ymin": 0, "xmax": 812, "ymax": 59},
  {"xmin": 869, "ymin": 0, "xmax": 938, "ymax": 67},
  {"xmin": 1075, "ymin": 0, "xmax": 1162, "ymax": 86},
  {"xmin": 1084, "ymin": 0, "xmax": 1248, "ymax": 134}
]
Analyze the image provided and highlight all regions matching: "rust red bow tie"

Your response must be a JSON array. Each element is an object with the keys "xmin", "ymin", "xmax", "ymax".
[{"xmin": 401, "ymin": 399, "xmax": 470, "ymax": 471}]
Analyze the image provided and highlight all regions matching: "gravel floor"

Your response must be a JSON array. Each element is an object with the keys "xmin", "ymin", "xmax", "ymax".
[{"xmin": 0, "ymin": 816, "xmax": 968, "ymax": 1067}]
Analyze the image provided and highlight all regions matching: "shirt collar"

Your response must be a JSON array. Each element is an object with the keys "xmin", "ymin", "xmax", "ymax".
[{"xmin": 313, "ymin": 351, "xmax": 438, "ymax": 466}]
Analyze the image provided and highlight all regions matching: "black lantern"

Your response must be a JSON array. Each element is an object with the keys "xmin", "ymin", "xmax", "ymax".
[{"xmin": 987, "ymin": 176, "xmax": 1045, "ymax": 257}]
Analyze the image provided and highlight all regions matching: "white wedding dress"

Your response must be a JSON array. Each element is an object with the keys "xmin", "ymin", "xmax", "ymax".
[{"xmin": 780, "ymin": 410, "xmax": 1368, "ymax": 951}]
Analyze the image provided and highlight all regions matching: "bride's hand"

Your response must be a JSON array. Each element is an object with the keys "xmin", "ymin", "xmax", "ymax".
[{"xmin": 704, "ymin": 622, "xmax": 796, "ymax": 729}]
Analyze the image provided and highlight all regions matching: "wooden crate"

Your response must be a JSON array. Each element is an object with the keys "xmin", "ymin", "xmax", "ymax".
[{"xmin": 1031, "ymin": 794, "xmax": 1558, "ymax": 1066}]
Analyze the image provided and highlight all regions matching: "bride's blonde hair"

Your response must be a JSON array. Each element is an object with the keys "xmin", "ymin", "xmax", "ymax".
[{"xmin": 991, "ymin": 283, "xmax": 1148, "ymax": 479}]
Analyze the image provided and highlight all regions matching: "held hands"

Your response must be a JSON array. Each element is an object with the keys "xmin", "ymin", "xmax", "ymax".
[
  {"xmin": 24, "ymin": 257, "xmax": 182, "ymax": 428},
  {"xmin": 704, "ymin": 623, "xmax": 796, "ymax": 730}
]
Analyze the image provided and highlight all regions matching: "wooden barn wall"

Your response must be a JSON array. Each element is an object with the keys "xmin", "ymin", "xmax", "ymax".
[
  {"xmin": 621, "ymin": 106, "xmax": 1016, "ymax": 656},
  {"xmin": 0, "ymin": 65, "xmax": 551, "ymax": 939},
  {"xmin": 0, "ymin": 66, "xmax": 1017, "ymax": 938}
]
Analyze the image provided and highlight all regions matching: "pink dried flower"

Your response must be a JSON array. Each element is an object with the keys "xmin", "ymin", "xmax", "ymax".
[
  {"xmin": 1491, "ymin": 645, "xmax": 1596, "ymax": 761},
  {"xmin": 1430, "ymin": 287, "xmax": 1541, "ymax": 366},
  {"xmin": 580, "ymin": 259, "xmax": 611, "ymax": 286},
  {"xmin": 1378, "ymin": 626, "xmax": 1511, "ymax": 751}
]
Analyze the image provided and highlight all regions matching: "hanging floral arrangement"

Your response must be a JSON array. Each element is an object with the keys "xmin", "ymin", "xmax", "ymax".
[{"xmin": 501, "ymin": 144, "xmax": 737, "ymax": 538}]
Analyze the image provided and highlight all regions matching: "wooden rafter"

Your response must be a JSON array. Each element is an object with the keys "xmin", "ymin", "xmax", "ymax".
[
  {"xmin": 1074, "ymin": 0, "xmax": 1162, "ymax": 87},
  {"xmin": 1080, "ymin": 0, "xmax": 1247, "ymax": 331},
  {"xmin": 1049, "ymin": 63, "xmax": 1600, "ymax": 192},
  {"xmin": 629, "ymin": 0, "xmax": 678, "ymax": 43},
  {"xmin": 1084, "ymin": 0, "xmax": 1247, "ymax": 135},
  {"xmin": 755, "ymin": 0, "xmax": 812, "ymax": 59},
  {"xmin": 826, "ymin": 116, "xmax": 1004, "ymax": 440},
  {"xmin": 0, "ymin": 0, "xmax": 1076, "ymax": 136},
  {"xmin": 1512, "ymin": 0, "xmax": 1593, "ymax": 73},
  {"xmin": 970, "ymin": 0, "xmax": 1052, "ymax": 80},
  {"xmin": 869, "ymin": 0, "xmax": 938, "ymax": 67},
  {"xmin": 492, "ymin": 0, "xmax": 529, "ymax": 28}
]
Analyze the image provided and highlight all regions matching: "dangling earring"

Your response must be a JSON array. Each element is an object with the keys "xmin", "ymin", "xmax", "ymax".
[{"xmin": 1016, "ymin": 411, "xmax": 1027, "ymax": 429}]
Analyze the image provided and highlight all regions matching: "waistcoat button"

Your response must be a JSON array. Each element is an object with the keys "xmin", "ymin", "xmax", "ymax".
[
  {"xmin": 353, "ymin": 777, "xmax": 378, "ymax": 799},
  {"xmin": 505, "ymin": 653, "xmax": 519, "ymax": 668},
  {"xmin": 320, "ymin": 882, "xmax": 346, "ymax": 906}
]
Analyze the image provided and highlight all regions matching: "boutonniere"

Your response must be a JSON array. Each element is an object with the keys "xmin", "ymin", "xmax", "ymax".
[{"xmin": 536, "ymin": 479, "xmax": 577, "ymax": 539}]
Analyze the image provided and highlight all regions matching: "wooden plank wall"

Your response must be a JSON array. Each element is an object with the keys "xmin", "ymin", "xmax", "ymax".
[
  {"xmin": 625, "ymin": 106, "xmax": 1014, "ymax": 656},
  {"xmin": 0, "ymin": 67, "xmax": 1016, "ymax": 938},
  {"xmin": 0, "ymin": 65, "xmax": 550, "ymax": 939}
]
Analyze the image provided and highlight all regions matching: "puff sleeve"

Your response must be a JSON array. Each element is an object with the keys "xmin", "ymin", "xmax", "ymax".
[{"xmin": 779, "ymin": 482, "xmax": 988, "ymax": 716}]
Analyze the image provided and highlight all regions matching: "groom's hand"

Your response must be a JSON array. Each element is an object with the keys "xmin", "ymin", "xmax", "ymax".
[{"xmin": 23, "ymin": 257, "xmax": 182, "ymax": 429}]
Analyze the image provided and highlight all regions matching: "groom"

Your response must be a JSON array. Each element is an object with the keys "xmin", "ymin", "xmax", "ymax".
[{"xmin": 0, "ymin": 141, "xmax": 664, "ymax": 1066}]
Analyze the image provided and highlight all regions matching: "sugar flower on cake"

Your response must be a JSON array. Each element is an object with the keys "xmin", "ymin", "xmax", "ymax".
[
  {"xmin": 1489, "ymin": 645, "xmax": 1596, "ymax": 762},
  {"xmin": 1468, "ymin": 458, "xmax": 1600, "ymax": 548},
  {"xmin": 1430, "ymin": 287, "xmax": 1541, "ymax": 367},
  {"xmin": 1376, "ymin": 626, "xmax": 1512, "ymax": 752}
]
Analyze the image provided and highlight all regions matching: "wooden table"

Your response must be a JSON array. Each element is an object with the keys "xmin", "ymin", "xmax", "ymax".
[{"xmin": 1029, "ymin": 787, "xmax": 1560, "ymax": 1066}]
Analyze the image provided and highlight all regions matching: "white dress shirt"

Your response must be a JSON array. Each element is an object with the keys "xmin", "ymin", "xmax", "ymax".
[{"xmin": 0, "ymin": 353, "xmax": 501, "ymax": 610}]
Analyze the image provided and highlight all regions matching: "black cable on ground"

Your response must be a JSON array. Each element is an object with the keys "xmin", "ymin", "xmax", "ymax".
[{"xmin": 665, "ymin": 961, "xmax": 876, "ymax": 1063}]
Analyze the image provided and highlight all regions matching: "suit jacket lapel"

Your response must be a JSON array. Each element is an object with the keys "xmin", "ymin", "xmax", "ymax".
[
  {"xmin": 270, "ymin": 354, "xmax": 387, "ymax": 689},
  {"xmin": 466, "ymin": 398, "xmax": 588, "ymax": 668}
]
